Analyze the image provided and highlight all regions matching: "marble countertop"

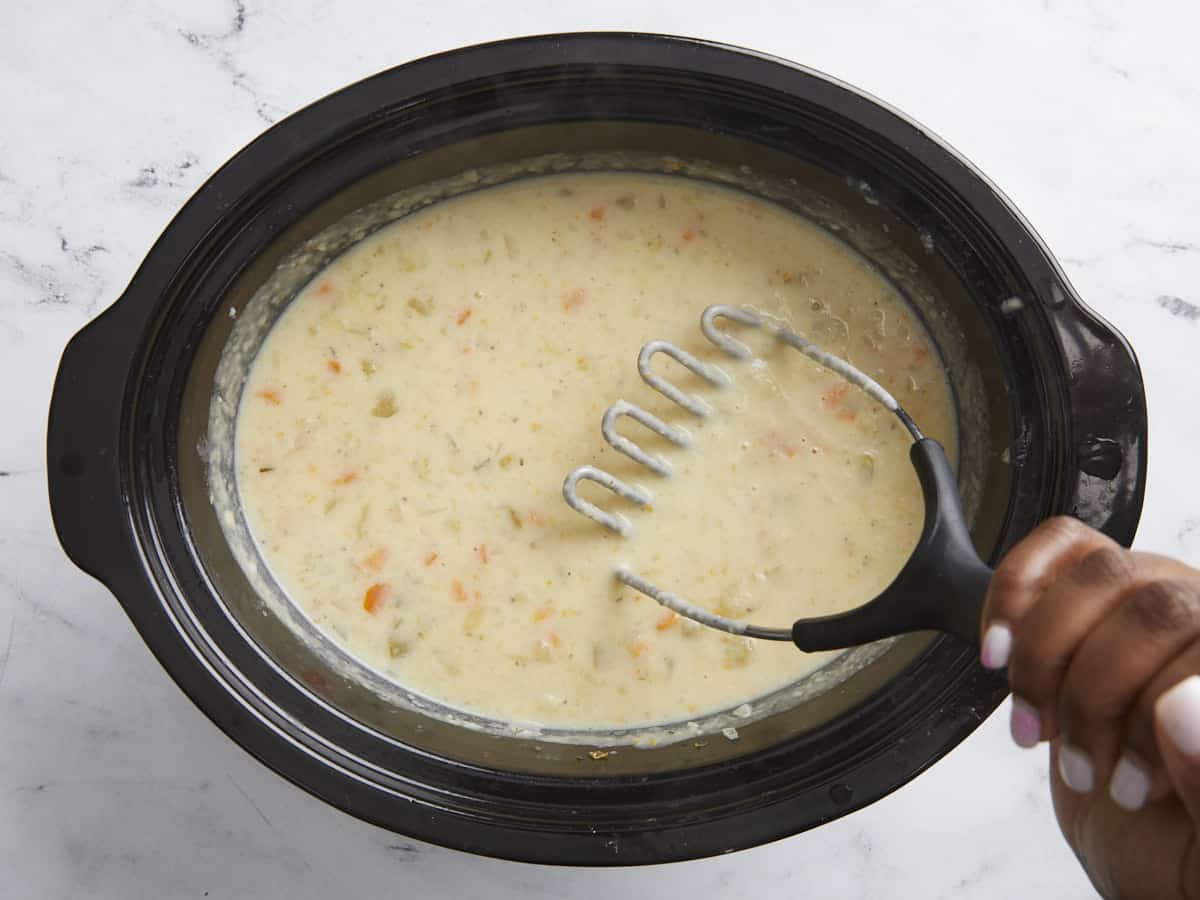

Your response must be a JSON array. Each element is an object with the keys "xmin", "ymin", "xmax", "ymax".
[{"xmin": 3, "ymin": 1, "xmax": 1197, "ymax": 896}]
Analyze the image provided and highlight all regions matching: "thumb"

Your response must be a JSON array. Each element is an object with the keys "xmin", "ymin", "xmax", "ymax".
[{"xmin": 1156, "ymin": 675, "xmax": 1200, "ymax": 826}]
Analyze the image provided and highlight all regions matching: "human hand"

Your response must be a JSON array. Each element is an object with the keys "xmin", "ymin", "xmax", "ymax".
[{"xmin": 979, "ymin": 517, "xmax": 1200, "ymax": 899}]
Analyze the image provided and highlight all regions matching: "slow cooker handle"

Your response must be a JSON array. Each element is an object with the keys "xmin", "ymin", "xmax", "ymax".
[
  {"xmin": 1050, "ymin": 299, "xmax": 1148, "ymax": 546},
  {"xmin": 791, "ymin": 439, "xmax": 993, "ymax": 651},
  {"xmin": 46, "ymin": 301, "xmax": 139, "ymax": 585}
]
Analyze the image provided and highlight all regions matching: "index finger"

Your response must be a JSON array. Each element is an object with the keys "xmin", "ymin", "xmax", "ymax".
[{"xmin": 979, "ymin": 516, "xmax": 1116, "ymax": 668}]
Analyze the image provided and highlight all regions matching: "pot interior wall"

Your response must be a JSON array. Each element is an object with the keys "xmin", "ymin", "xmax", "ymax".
[{"xmin": 171, "ymin": 117, "xmax": 1014, "ymax": 777}]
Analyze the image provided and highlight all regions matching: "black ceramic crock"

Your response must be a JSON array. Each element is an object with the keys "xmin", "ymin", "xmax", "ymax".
[{"xmin": 46, "ymin": 34, "xmax": 1147, "ymax": 865}]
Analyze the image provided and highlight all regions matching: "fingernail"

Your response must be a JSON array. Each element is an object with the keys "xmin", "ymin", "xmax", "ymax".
[
  {"xmin": 1157, "ymin": 675, "xmax": 1200, "ymax": 757},
  {"xmin": 1010, "ymin": 696, "xmax": 1041, "ymax": 748},
  {"xmin": 980, "ymin": 622, "xmax": 1012, "ymax": 670},
  {"xmin": 1058, "ymin": 743, "xmax": 1096, "ymax": 793},
  {"xmin": 1109, "ymin": 752, "xmax": 1151, "ymax": 811}
]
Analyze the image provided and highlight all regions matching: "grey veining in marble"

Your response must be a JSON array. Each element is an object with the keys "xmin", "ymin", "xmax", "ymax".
[{"xmin": 3, "ymin": 0, "xmax": 1197, "ymax": 897}]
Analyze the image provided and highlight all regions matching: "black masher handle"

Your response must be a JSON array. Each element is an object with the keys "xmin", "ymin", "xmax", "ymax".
[{"xmin": 791, "ymin": 439, "xmax": 993, "ymax": 652}]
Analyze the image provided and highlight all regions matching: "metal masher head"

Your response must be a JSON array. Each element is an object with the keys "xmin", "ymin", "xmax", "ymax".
[{"xmin": 562, "ymin": 304, "xmax": 994, "ymax": 652}]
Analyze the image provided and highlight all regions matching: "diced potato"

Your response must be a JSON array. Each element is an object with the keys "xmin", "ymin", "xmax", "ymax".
[
  {"xmin": 407, "ymin": 297, "xmax": 432, "ymax": 316},
  {"xmin": 858, "ymin": 451, "xmax": 877, "ymax": 483},
  {"xmin": 592, "ymin": 641, "xmax": 615, "ymax": 670},
  {"xmin": 372, "ymin": 391, "xmax": 398, "ymax": 418},
  {"xmin": 722, "ymin": 637, "xmax": 755, "ymax": 669}
]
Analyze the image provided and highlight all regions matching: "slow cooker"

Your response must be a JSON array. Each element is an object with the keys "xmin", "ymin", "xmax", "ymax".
[{"xmin": 47, "ymin": 33, "xmax": 1146, "ymax": 864}]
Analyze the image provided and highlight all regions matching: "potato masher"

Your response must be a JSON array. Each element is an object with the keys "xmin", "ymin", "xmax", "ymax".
[{"xmin": 562, "ymin": 304, "xmax": 993, "ymax": 652}]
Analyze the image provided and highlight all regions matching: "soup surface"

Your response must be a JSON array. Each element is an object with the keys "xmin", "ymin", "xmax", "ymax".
[{"xmin": 235, "ymin": 172, "xmax": 956, "ymax": 728}]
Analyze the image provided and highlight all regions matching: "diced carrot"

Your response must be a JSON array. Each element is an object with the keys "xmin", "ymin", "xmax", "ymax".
[
  {"xmin": 656, "ymin": 611, "xmax": 679, "ymax": 631},
  {"xmin": 912, "ymin": 344, "xmax": 930, "ymax": 361},
  {"xmin": 456, "ymin": 308, "xmax": 472, "ymax": 326},
  {"xmin": 822, "ymin": 383, "xmax": 851, "ymax": 408},
  {"xmin": 256, "ymin": 389, "xmax": 282, "ymax": 405},
  {"xmin": 563, "ymin": 287, "xmax": 588, "ymax": 311},
  {"xmin": 424, "ymin": 551, "xmax": 439, "ymax": 566},
  {"xmin": 630, "ymin": 640, "xmax": 649, "ymax": 658},
  {"xmin": 363, "ymin": 548, "xmax": 387, "ymax": 572},
  {"xmin": 333, "ymin": 471, "xmax": 358, "ymax": 485},
  {"xmin": 476, "ymin": 543, "xmax": 489, "ymax": 564},
  {"xmin": 452, "ymin": 579, "xmax": 468, "ymax": 602},
  {"xmin": 589, "ymin": 206, "xmax": 605, "ymax": 221},
  {"xmin": 327, "ymin": 359, "xmax": 342, "ymax": 374},
  {"xmin": 460, "ymin": 345, "xmax": 472, "ymax": 355},
  {"xmin": 526, "ymin": 510, "xmax": 546, "ymax": 527},
  {"xmin": 836, "ymin": 408, "xmax": 857, "ymax": 423},
  {"xmin": 776, "ymin": 269, "xmax": 794, "ymax": 283},
  {"xmin": 362, "ymin": 582, "xmax": 389, "ymax": 614},
  {"xmin": 316, "ymin": 280, "xmax": 334, "ymax": 296},
  {"xmin": 681, "ymin": 227, "xmax": 696, "ymax": 242},
  {"xmin": 533, "ymin": 606, "xmax": 554, "ymax": 622}
]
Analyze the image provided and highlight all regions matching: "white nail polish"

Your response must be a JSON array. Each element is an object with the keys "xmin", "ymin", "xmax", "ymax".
[
  {"xmin": 1157, "ymin": 675, "xmax": 1200, "ymax": 757},
  {"xmin": 980, "ymin": 623, "xmax": 1012, "ymax": 670},
  {"xmin": 1109, "ymin": 753, "xmax": 1151, "ymax": 811},
  {"xmin": 1010, "ymin": 696, "xmax": 1041, "ymax": 748},
  {"xmin": 1058, "ymin": 743, "xmax": 1096, "ymax": 793}
]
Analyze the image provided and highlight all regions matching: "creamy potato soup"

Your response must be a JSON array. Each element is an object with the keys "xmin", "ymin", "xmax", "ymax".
[{"xmin": 235, "ymin": 173, "xmax": 956, "ymax": 729}]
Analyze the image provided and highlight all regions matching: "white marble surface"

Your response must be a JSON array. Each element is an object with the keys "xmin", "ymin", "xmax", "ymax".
[{"xmin": 2, "ymin": 0, "xmax": 1198, "ymax": 896}]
